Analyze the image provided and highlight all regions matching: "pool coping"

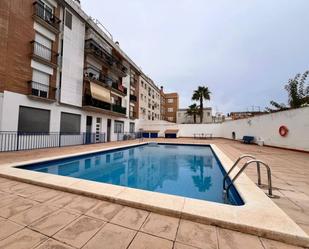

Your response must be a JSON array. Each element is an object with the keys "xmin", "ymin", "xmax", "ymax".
[{"xmin": 0, "ymin": 141, "xmax": 308, "ymax": 247}]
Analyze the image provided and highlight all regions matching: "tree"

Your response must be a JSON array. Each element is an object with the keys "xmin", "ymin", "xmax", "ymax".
[
  {"xmin": 186, "ymin": 104, "xmax": 199, "ymax": 123},
  {"xmin": 192, "ymin": 86, "xmax": 211, "ymax": 123},
  {"xmin": 267, "ymin": 71, "xmax": 309, "ymax": 112}
]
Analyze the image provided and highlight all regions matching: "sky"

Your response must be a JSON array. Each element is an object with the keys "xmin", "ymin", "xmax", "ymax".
[{"xmin": 82, "ymin": 0, "xmax": 309, "ymax": 114}]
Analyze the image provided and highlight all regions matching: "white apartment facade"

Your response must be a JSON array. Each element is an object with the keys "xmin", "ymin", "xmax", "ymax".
[
  {"xmin": 177, "ymin": 108, "xmax": 213, "ymax": 124},
  {"xmin": 138, "ymin": 74, "xmax": 161, "ymax": 121}
]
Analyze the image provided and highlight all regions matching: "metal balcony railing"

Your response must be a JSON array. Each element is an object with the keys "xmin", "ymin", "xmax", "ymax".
[
  {"xmin": 84, "ymin": 66, "xmax": 113, "ymax": 87},
  {"xmin": 31, "ymin": 41, "xmax": 58, "ymax": 64},
  {"xmin": 28, "ymin": 81, "xmax": 57, "ymax": 100},
  {"xmin": 85, "ymin": 39, "xmax": 114, "ymax": 66},
  {"xmin": 33, "ymin": 1, "xmax": 60, "ymax": 31},
  {"xmin": 111, "ymin": 82, "xmax": 127, "ymax": 95}
]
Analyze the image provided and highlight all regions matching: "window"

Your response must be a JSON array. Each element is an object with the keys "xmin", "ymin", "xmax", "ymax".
[
  {"xmin": 114, "ymin": 121, "xmax": 124, "ymax": 133},
  {"xmin": 18, "ymin": 106, "xmax": 50, "ymax": 133},
  {"xmin": 167, "ymin": 98, "xmax": 174, "ymax": 103},
  {"xmin": 38, "ymin": 0, "xmax": 53, "ymax": 21},
  {"xmin": 60, "ymin": 112, "xmax": 81, "ymax": 134},
  {"xmin": 129, "ymin": 122, "xmax": 135, "ymax": 133},
  {"xmin": 31, "ymin": 69, "xmax": 50, "ymax": 98},
  {"xmin": 65, "ymin": 10, "xmax": 72, "ymax": 29},
  {"xmin": 168, "ymin": 108, "xmax": 173, "ymax": 112},
  {"xmin": 34, "ymin": 33, "xmax": 52, "ymax": 61},
  {"xmin": 167, "ymin": 117, "xmax": 174, "ymax": 122}
]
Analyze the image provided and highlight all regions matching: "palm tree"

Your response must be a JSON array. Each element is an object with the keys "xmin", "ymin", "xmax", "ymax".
[
  {"xmin": 192, "ymin": 86, "xmax": 211, "ymax": 123},
  {"xmin": 186, "ymin": 104, "xmax": 199, "ymax": 123}
]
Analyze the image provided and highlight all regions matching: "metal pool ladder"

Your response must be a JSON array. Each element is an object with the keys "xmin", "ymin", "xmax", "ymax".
[{"xmin": 223, "ymin": 155, "xmax": 275, "ymax": 199}]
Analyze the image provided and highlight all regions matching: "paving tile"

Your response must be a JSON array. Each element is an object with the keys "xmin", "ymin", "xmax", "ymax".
[
  {"xmin": 0, "ymin": 228, "xmax": 47, "ymax": 249},
  {"xmin": 46, "ymin": 193, "xmax": 80, "ymax": 208},
  {"xmin": 128, "ymin": 232, "xmax": 173, "ymax": 249},
  {"xmin": 0, "ymin": 197, "xmax": 38, "ymax": 219},
  {"xmin": 64, "ymin": 195, "xmax": 99, "ymax": 214},
  {"xmin": 9, "ymin": 204, "xmax": 58, "ymax": 226},
  {"xmin": 173, "ymin": 243, "xmax": 198, "ymax": 249},
  {"xmin": 260, "ymin": 238, "xmax": 304, "ymax": 249},
  {"xmin": 35, "ymin": 238, "xmax": 74, "ymax": 249},
  {"xmin": 217, "ymin": 228, "xmax": 264, "ymax": 249},
  {"xmin": 0, "ymin": 194, "xmax": 20, "ymax": 208},
  {"xmin": 30, "ymin": 209, "xmax": 79, "ymax": 236},
  {"xmin": 10, "ymin": 183, "xmax": 45, "ymax": 198},
  {"xmin": 53, "ymin": 215, "xmax": 105, "ymax": 248},
  {"xmin": 29, "ymin": 189, "xmax": 61, "ymax": 203},
  {"xmin": 0, "ymin": 219, "xmax": 24, "ymax": 240},
  {"xmin": 110, "ymin": 206, "xmax": 149, "ymax": 230},
  {"xmin": 86, "ymin": 200, "xmax": 124, "ymax": 221},
  {"xmin": 176, "ymin": 220, "xmax": 217, "ymax": 249},
  {"xmin": 141, "ymin": 213, "xmax": 179, "ymax": 240},
  {"xmin": 83, "ymin": 223, "xmax": 136, "ymax": 249}
]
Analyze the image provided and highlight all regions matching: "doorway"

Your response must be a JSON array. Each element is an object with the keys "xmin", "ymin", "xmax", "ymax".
[
  {"xmin": 107, "ymin": 119, "xmax": 111, "ymax": 142},
  {"xmin": 86, "ymin": 116, "xmax": 92, "ymax": 144}
]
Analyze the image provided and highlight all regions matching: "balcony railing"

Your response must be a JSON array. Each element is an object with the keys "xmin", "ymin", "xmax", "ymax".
[
  {"xmin": 33, "ymin": 1, "xmax": 60, "ymax": 31},
  {"xmin": 113, "ymin": 59, "xmax": 128, "ymax": 76},
  {"xmin": 112, "ymin": 104, "xmax": 127, "ymax": 115},
  {"xmin": 111, "ymin": 82, "xmax": 127, "ymax": 95},
  {"xmin": 83, "ymin": 94, "xmax": 127, "ymax": 115},
  {"xmin": 130, "ymin": 94, "xmax": 137, "ymax": 102},
  {"xmin": 85, "ymin": 39, "xmax": 114, "ymax": 66},
  {"xmin": 84, "ymin": 66, "xmax": 113, "ymax": 87},
  {"xmin": 28, "ymin": 81, "xmax": 57, "ymax": 100},
  {"xmin": 31, "ymin": 41, "xmax": 58, "ymax": 65}
]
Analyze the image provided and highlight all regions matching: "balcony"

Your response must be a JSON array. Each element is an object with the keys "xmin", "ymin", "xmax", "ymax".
[
  {"xmin": 83, "ymin": 66, "xmax": 113, "ymax": 87},
  {"xmin": 85, "ymin": 39, "xmax": 114, "ymax": 66},
  {"xmin": 33, "ymin": 1, "xmax": 60, "ymax": 33},
  {"xmin": 83, "ymin": 91, "xmax": 127, "ymax": 117},
  {"xmin": 111, "ymin": 82, "xmax": 127, "ymax": 96},
  {"xmin": 130, "ymin": 94, "xmax": 137, "ymax": 102},
  {"xmin": 31, "ymin": 41, "xmax": 58, "ymax": 67},
  {"xmin": 28, "ymin": 81, "xmax": 56, "ymax": 101}
]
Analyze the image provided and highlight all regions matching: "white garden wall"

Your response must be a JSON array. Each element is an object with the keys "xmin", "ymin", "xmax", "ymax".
[{"xmin": 137, "ymin": 107, "xmax": 309, "ymax": 152}]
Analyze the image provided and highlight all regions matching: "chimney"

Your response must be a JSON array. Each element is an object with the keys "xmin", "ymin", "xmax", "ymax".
[{"xmin": 115, "ymin": 41, "xmax": 120, "ymax": 46}]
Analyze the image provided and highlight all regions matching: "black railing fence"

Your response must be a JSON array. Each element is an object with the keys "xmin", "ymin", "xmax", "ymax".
[
  {"xmin": 116, "ymin": 132, "xmax": 142, "ymax": 141},
  {"xmin": 0, "ymin": 132, "xmax": 105, "ymax": 152}
]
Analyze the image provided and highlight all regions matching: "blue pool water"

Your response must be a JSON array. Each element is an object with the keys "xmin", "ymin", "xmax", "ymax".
[{"xmin": 18, "ymin": 143, "xmax": 243, "ymax": 205}]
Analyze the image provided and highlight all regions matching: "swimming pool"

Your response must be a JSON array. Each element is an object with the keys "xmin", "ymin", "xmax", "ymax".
[{"xmin": 18, "ymin": 143, "xmax": 243, "ymax": 205}]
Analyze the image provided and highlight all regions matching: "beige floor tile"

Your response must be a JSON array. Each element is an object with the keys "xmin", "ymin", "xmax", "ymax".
[
  {"xmin": 35, "ymin": 238, "xmax": 74, "ymax": 249},
  {"xmin": 141, "ymin": 213, "xmax": 179, "ymax": 240},
  {"xmin": 46, "ymin": 193, "xmax": 80, "ymax": 208},
  {"xmin": 83, "ymin": 223, "xmax": 136, "ymax": 249},
  {"xmin": 174, "ymin": 243, "xmax": 198, "ymax": 249},
  {"xmin": 217, "ymin": 228, "xmax": 264, "ymax": 249},
  {"xmin": 0, "ymin": 197, "xmax": 38, "ymax": 219},
  {"xmin": 128, "ymin": 232, "xmax": 173, "ymax": 249},
  {"xmin": 110, "ymin": 206, "xmax": 149, "ymax": 230},
  {"xmin": 30, "ymin": 209, "xmax": 80, "ymax": 236},
  {"xmin": 53, "ymin": 215, "xmax": 105, "ymax": 248},
  {"xmin": 86, "ymin": 200, "xmax": 124, "ymax": 221},
  {"xmin": 176, "ymin": 220, "xmax": 217, "ymax": 249},
  {"xmin": 260, "ymin": 238, "xmax": 304, "ymax": 249},
  {"xmin": 0, "ymin": 228, "xmax": 47, "ymax": 249},
  {"xmin": 0, "ymin": 219, "xmax": 24, "ymax": 240},
  {"xmin": 29, "ymin": 189, "xmax": 61, "ymax": 203},
  {"xmin": 64, "ymin": 196, "xmax": 99, "ymax": 214},
  {"xmin": 10, "ymin": 183, "xmax": 45, "ymax": 198},
  {"xmin": 9, "ymin": 204, "xmax": 58, "ymax": 226}
]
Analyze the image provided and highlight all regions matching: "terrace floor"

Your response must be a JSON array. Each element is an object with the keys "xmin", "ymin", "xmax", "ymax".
[{"xmin": 0, "ymin": 138, "xmax": 308, "ymax": 249}]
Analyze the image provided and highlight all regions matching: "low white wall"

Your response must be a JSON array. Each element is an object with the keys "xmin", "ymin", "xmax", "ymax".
[{"xmin": 137, "ymin": 107, "xmax": 309, "ymax": 151}]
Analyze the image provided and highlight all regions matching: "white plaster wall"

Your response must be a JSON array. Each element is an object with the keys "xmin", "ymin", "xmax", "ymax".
[
  {"xmin": 0, "ymin": 93, "xmax": 3, "ymax": 131},
  {"xmin": 221, "ymin": 107, "xmax": 309, "ymax": 151},
  {"xmin": 60, "ymin": 10, "xmax": 85, "ymax": 107}
]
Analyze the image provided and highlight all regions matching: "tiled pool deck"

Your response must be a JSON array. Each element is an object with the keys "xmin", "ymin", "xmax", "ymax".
[{"xmin": 0, "ymin": 138, "xmax": 308, "ymax": 249}]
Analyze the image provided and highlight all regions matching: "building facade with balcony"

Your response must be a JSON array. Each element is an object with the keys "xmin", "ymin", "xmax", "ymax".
[
  {"xmin": 138, "ymin": 75, "xmax": 161, "ymax": 121},
  {"xmin": 0, "ymin": 0, "xmax": 143, "ymax": 142}
]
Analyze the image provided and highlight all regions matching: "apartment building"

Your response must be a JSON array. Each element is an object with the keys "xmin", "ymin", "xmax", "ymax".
[
  {"xmin": 160, "ymin": 87, "xmax": 179, "ymax": 123},
  {"xmin": 0, "ymin": 0, "xmax": 141, "ymax": 142},
  {"xmin": 177, "ymin": 108, "xmax": 212, "ymax": 124},
  {"xmin": 138, "ymin": 74, "xmax": 161, "ymax": 121}
]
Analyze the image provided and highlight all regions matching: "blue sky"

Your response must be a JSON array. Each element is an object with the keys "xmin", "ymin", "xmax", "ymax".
[{"xmin": 82, "ymin": 0, "xmax": 309, "ymax": 113}]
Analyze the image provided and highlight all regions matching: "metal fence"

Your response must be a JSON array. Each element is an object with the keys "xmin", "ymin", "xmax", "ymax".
[
  {"xmin": 116, "ymin": 132, "xmax": 142, "ymax": 141},
  {"xmin": 0, "ymin": 132, "xmax": 106, "ymax": 152}
]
